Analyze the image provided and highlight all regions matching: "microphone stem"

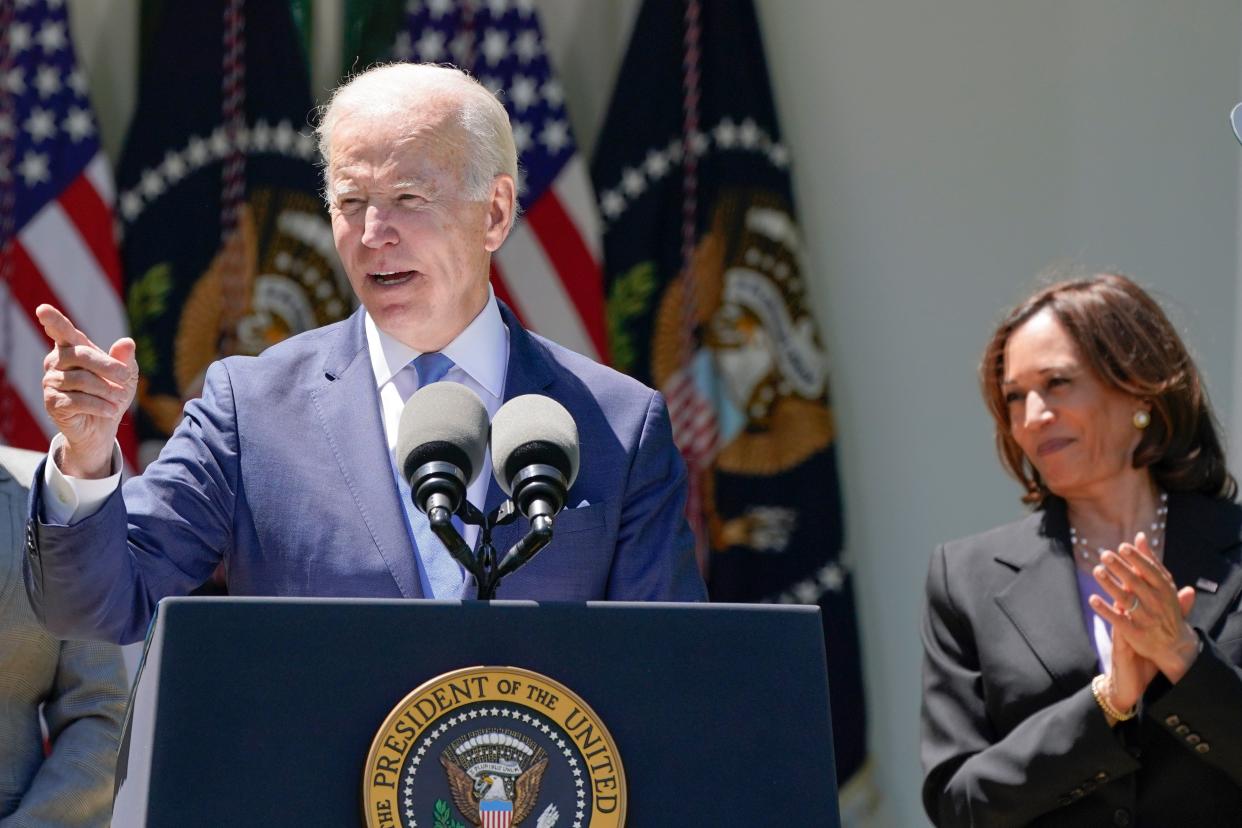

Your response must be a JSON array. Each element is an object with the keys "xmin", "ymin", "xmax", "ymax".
[
  {"xmin": 469, "ymin": 504, "xmax": 556, "ymax": 600},
  {"xmin": 428, "ymin": 506, "xmax": 484, "ymax": 582},
  {"xmin": 494, "ymin": 515, "xmax": 553, "ymax": 579}
]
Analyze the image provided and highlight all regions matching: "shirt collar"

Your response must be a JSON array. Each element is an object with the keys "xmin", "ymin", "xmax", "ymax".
[{"xmin": 364, "ymin": 288, "xmax": 508, "ymax": 399}]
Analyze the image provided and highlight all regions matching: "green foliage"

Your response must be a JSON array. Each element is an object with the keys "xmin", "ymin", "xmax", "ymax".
[
  {"xmin": 433, "ymin": 798, "xmax": 466, "ymax": 828},
  {"xmin": 343, "ymin": 0, "xmax": 407, "ymax": 68},
  {"xmin": 126, "ymin": 262, "xmax": 174, "ymax": 375},
  {"xmin": 606, "ymin": 260, "xmax": 659, "ymax": 374},
  {"xmin": 287, "ymin": 0, "xmax": 314, "ymax": 66}
]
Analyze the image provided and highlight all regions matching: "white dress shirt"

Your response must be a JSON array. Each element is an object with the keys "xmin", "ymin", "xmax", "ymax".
[{"xmin": 365, "ymin": 292, "xmax": 509, "ymax": 561}]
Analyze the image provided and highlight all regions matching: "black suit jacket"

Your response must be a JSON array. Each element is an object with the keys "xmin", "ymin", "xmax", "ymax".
[{"xmin": 921, "ymin": 493, "xmax": 1242, "ymax": 827}]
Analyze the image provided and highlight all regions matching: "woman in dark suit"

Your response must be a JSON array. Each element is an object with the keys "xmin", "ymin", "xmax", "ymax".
[{"xmin": 921, "ymin": 272, "xmax": 1242, "ymax": 826}]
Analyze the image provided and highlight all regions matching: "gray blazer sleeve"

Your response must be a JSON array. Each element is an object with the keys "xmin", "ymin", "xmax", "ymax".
[
  {"xmin": 0, "ymin": 445, "xmax": 128, "ymax": 828},
  {"xmin": 0, "ymin": 640, "xmax": 128, "ymax": 828}
]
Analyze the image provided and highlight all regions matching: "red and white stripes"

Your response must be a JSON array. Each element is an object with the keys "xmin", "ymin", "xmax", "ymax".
[
  {"xmin": 1, "ymin": 154, "xmax": 134, "ymax": 464},
  {"xmin": 220, "ymin": 0, "xmax": 247, "ymax": 236},
  {"xmin": 668, "ymin": 0, "xmax": 718, "ymax": 570},
  {"xmin": 1, "ymin": 0, "xmax": 20, "ymax": 446},
  {"xmin": 492, "ymin": 158, "xmax": 608, "ymax": 362}
]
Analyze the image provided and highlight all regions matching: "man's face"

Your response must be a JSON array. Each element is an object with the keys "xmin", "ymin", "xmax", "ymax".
[{"xmin": 327, "ymin": 102, "xmax": 513, "ymax": 351}]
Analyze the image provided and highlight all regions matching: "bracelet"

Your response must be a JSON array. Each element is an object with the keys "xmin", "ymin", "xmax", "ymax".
[{"xmin": 1091, "ymin": 674, "xmax": 1137, "ymax": 722}]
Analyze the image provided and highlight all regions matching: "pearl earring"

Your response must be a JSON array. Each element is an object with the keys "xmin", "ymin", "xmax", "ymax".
[{"xmin": 1133, "ymin": 410, "xmax": 1151, "ymax": 430}]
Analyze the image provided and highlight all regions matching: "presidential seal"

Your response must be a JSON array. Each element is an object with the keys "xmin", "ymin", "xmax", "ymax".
[
  {"xmin": 365, "ymin": 667, "xmax": 625, "ymax": 828},
  {"xmin": 650, "ymin": 190, "xmax": 834, "ymax": 556}
]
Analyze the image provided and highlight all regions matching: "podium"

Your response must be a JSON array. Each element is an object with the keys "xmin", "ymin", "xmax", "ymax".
[{"xmin": 115, "ymin": 598, "xmax": 839, "ymax": 826}]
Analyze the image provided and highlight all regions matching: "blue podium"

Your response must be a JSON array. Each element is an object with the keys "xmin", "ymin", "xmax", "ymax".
[{"xmin": 114, "ymin": 598, "xmax": 839, "ymax": 826}]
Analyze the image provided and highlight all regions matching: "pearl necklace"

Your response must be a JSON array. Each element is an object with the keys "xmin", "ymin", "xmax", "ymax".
[{"xmin": 1069, "ymin": 492, "xmax": 1168, "ymax": 561}]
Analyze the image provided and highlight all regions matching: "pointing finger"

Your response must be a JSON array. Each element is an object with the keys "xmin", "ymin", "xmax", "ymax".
[{"xmin": 36, "ymin": 304, "xmax": 99, "ymax": 350}]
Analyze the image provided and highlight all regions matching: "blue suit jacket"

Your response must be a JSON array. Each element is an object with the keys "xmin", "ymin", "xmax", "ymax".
[{"xmin": 26, "ymin": 306, "xmax": 705, "ymax": 643}]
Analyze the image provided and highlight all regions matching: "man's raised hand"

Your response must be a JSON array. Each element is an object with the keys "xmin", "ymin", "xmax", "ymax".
[{"xmin": 37, "ymin": 304, "xmax": 138, "ymax": 478}]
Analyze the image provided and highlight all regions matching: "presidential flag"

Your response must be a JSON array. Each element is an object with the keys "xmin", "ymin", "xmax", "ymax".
[
  {"xmin": 0, "ymin": 0, "xmax": 136, "ymax": 464},
  {"xmin": 592, "ymin": 0, "xmax": 876, "ymax": 818},
  {"xmin": 345, "ymin": 0, "xmax": 607, "ymax": 362},
  {"xmin": 117, "ymin": 0, "xmax": 353, "ymax": 466}
]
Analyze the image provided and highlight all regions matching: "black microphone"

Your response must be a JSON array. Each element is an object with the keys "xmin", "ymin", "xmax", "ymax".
[
  {"xmin": 395, "ymin": 380, "xmax": 489, "ymax": 523},
  {"xmin": 485, "ymin": 394, "xmax": 580, "ymax": 586},
  {"xmin": 489, "ymin": 394, "xmax": 580, "ymax": 524}
]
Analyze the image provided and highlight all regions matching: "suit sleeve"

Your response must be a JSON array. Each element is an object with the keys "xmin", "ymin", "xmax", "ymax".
[
  {"xmin": 1142, "ymin": 626, "xmax": 1242, "ymax": 785},
  {"xmin": 604, "ymin": 390, "xmax": 706, "ymax": 601},
  {"xmin": 920, "ymin": 543, "xmax": 1140, "ymax": 827},
  {"xmin": 26, "ymin": 361, "xmax": 241, "ymax": 644},
  {"xmin": 1, "ymin": 640, "xmax": 127, "ymax": 828}
]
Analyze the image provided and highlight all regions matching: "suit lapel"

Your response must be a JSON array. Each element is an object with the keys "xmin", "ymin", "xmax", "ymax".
[
  {"xmin": 1163, "ymin": 492, "xmax": 1242, "ymax": 634},
  {"xmin": 993, "ymin": 494, "xmax": 1242, "ymax": 694},
  {"xmin": 994, "ymin": 507, "xmax": 1099, "ymax": 694},
  {"xmin": 309, "ymin": 311, "xmax": 423, "ymax": 598}
]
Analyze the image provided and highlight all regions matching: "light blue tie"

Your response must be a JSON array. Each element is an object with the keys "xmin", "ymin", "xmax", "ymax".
[{"xmin": 402, "ymin": 352, "xmax": 467, "ymax": 598}]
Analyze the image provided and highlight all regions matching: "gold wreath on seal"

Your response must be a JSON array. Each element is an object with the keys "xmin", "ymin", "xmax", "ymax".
[{"xmin": 364, "ymin": 666, "xmax": 625, "ymax": 828}]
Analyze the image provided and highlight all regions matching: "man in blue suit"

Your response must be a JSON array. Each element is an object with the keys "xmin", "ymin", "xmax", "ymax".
[{"xmin": 28, "ymin": 63, "xmax": 705, "ymax": 645}]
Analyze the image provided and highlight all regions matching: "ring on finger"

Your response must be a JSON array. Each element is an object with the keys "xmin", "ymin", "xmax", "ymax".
[{"xmin": 1126, "ymin": 594, "xmax": 1141, "ymax": 614}]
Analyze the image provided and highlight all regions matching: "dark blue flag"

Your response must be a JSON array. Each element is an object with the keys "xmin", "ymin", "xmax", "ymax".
[
  {"xmin": 116, "ymin": 0, "xmax": 354, "ymax": 464},
  {"xmin": 592, "ymin": 0, "xmax": 875, "ymax": 816}
]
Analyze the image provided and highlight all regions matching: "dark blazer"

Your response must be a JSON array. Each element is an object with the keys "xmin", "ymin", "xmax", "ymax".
[
  {"xmin": 25, "ymin": 305, "xmax": 707, "ymax": 644},
  {"xmin": 921, "ymin": 493, "xmax": 1242, "ymax": 827}
]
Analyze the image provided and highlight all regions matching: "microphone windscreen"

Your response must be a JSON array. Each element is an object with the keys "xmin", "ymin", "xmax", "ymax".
[
  {"xmin": 490, "ymin": 394, "xmax": 580, "ymax": 494},
  {"xmin": 396, "ymin": 382, "xmax": 490, "ymax": 485}
]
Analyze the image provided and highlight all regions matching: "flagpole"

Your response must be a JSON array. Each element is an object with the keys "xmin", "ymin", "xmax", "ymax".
[{"xmin": 676, "ymin": 0, "xmax": 711, "ymax": 573}]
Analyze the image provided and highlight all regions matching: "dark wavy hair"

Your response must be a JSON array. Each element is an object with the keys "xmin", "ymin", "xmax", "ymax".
[{"xmin": 981, "ymin": 270, "xmax": 1235, "ymax": 505}]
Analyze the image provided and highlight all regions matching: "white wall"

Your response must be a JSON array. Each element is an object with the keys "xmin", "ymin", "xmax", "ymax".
[
  {"xmin": 755, "ymin": 2, "xmax": 1240, "ymax": 825},
  {"xmin": 66, "ymin": 1, "xmax": 1242, "ymax": 825}
]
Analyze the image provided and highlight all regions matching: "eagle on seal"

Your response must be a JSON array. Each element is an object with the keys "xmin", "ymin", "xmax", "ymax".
[{"xmin": 440, "ymin": 755, "xmax": 549, "ymax": 826}]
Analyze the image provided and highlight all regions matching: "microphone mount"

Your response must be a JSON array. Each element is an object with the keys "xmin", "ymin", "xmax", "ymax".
[
  {"xmin": 422, "ymin": 494, "xmax": 556, "ymax": 601},
  {"xmin": 404, "ymin": 389, "xmax": 578, "ymax": 600}
]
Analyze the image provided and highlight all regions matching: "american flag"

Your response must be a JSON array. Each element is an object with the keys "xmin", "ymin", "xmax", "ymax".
[
  {"xmin": 394, "ymin": 0, "xmax": 608, "ymax": 362},
  {"xmin": 0, "ymin": 0, "xmax": 135, "ymax": 464}
]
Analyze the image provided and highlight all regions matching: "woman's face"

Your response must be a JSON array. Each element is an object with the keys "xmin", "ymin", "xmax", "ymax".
[{"xmin": 1002, "ymin": 308, "xmax": 1148, "ymax": 501}]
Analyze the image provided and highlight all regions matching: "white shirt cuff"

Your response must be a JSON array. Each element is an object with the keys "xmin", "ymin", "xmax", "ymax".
[{"xmin": 42, "ymin": 433, "xmax": 123, "ymax": 524}]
